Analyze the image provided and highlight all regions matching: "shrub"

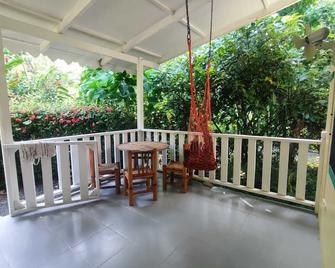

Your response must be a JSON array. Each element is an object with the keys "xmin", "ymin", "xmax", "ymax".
[{"xmin": 11, "ymin": 106, "xmax": 136, "ymax": 141}]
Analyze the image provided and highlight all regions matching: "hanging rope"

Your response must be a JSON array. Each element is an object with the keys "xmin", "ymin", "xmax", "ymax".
[{"xmin": 185, "ymin": 0, "xmax": 216, "ymax": 171}]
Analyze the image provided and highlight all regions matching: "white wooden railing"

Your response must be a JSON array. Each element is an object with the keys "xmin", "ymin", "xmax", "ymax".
[
  {"xmin": 3, "ymin": 128, "xmax": 324, "ymax": 215},
  {"xmin": 142, "ymin": 129, "xmax": 325, "ymax": 209}
]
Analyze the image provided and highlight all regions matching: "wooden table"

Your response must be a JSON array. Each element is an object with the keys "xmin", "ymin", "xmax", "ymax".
[{"xmin": 117, "ymin": 141, "xmax": 169, "ymax": 152}]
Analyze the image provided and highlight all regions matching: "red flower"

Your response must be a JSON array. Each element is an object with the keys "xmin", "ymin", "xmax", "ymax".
[
  {"xmin": 91, "ymin": 122, "xmax": 96, "ymax": 127},
  {"xmin": 65, "ymin": 120, "xmax": 71, "ymax": 124},
  {"xmin": 30, "ymin": 114, "xmax": 37, "ymax": 120},
  {"xmin": 105, "ymin": 107, "xmax": 112, "ymax": 112},
  {"xmin": 59, "ymin": 118, "xmax": 65, "ymax": 123},
  {"xmin": 15, "ymin": 118, "xmax": 22, "ymax": 123}
]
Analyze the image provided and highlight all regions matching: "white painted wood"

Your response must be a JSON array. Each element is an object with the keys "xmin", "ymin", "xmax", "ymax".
[
  {"xmin": 0, "ymin": 30, "xmax": 18, "ymax": 214},
  {"xmin": 122, "ymin": 0, "xmax": 207, "ymax": 52},
  {"xmin": 247, "ymin": 139, "xmax": 256, "ymax": 188},
  {"xmin": 161, "ymin": 133, "xmax": 167, "ymax": 165},
  {"xmin": 104, "ymin": 135, "xmax": 112, "ymax": 164},
  {"xmin": 122, "ymin": 132, "xmax": 128, "ymax": 169},
  {"xmin": 262, "ymin": 140, "xmax": 273, "ymax": 192},
  {"xmin": 4, "ymin": 149, "xmax": 20, "ymax": 213},
  {"xmin": 233, "ymin": 138, "xmax": 242, "ymax": 185},
  {"xmin": 19, "ymin": 156, "xmax": 37, "ymax": 209},
  {"xmin": 154, "ymin": 132, "xmax": 159, "ymax": 142},
  {"xmin": 178, "ymin": 134, "xmax": 185, "ymax": 162},
  {"xmin": 41, "ymin": 157, "xmax": 54, "ymax": 206},
  {"xmin": 315, "ymin": 131, "xmax": 327, "ymax": 213},
  {"xmin": 170, "ymin": 133, "xmax": 176, "ymax": 161},
  {"xmin": 220, "ymin": 137, "xmax": 229, "ymax": 182},
  {"xmin": 56, "ymin": 144, "xmax": 72, "ymax": 203},
  {"xmin": 70, "ymin": 139, "xmax": 80, "ymax": 185},
  {"xmin": 77, "ymin": 144, "xmax": 89, "ymax": 200},
  {"xmin": 199, "ymin": 170, "xmax": 205, "ymax": 179},
  {"xmin": 278, "ymin": 141, "xmax": 290, "ymax": 196},
  {"xmin": 136, "ymin": 58, "xmax": 144, "ymax": 129},
  {"xmin": 209, "ymin": 137, "xmax": 217, "ymax": 181},
  {"xmin": 40, "ymin": 0, "xmax": 95, "ymax": 52},
  {"xmin": 296, "ymin": 142, "xmax": 309, "ymax": 200},
  {"xmin": 0, "ymin": 15, "xmax": 158, "ymax": 67},
  {"xmin": 130, "ymin": 132, "xmax": 136, "ymax": 142},
  {"xmin": 113, "ymin": 134, "xmax": 120, "ymax": 163},
  {"xmin": 146, "ymin": 0, "xmax": 206, "ymax": 38},
  {"xmin": 95, "ymin": 135, "xmax": 102, "ymax": 164},
  {"xmin": 146, "ymin": 131, "xmax": 152, "ymax": 141},
  {"xmin": 0, "ymin": 30, "xmax": 13, "ymax": 144}
]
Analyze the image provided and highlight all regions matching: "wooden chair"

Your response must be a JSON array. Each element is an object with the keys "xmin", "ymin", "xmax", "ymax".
[
  {"xmin": 163, "ymin": 144, "xmax": 192, "ymax": 193},
  {"xmin": 89, "ymin": 148, "xmax": 121, "ymax": 194},
  {"xmin": 124, "ymin": 149, "xmax": 158, "ymax": 206}
]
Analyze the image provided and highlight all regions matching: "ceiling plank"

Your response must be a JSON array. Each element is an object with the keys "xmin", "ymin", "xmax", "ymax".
[
  {"xmin": 147, "ymin": 0, "xmax": 205, "ymax": 37},
  {"xmin": 122, "ymin": 0, "xmax": 208, "ymax": 53},
  {"xmin": 0, "ymin": 14, "xmax": 158, "ymax": 68},
  {"xmin": 40, "ymin": 0, "xmax": 96, "ymax": 52}
]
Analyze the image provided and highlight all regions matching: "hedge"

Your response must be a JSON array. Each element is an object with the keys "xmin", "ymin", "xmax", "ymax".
[{"xmin": 0, "ymin": 107, "xmax": 136, "ymax": 190}]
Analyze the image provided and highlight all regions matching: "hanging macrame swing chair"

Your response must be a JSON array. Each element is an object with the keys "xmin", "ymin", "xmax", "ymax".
[{"xmin": 184, "ymin": 0, "xmax": 217, "ymax": 171}]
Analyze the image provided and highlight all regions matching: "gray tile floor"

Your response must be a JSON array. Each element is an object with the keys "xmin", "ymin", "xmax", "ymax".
[{"xmin": 0, "ymin": 179, "xmax": 322, "ymax": 268}]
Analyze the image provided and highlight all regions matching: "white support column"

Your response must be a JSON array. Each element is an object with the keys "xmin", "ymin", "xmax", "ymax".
[
  {"xmin": 0, "ymin": 30, "xmax": 13, "ymax": 144},
  {"xmin": 136, "ymin": 58, "xmax": 144, "ymax": 130},
  {"xmin": 0, "ymin": 29, "xmax": 17, "ymax": 214}
]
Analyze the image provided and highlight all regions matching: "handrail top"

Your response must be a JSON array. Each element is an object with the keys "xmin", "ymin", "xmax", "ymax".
[
  {"xmin": 3, "ymin": 140, "xmax": 97, "ymax": 149},
  {"xmin": 142, "ymin": 128, "xmax": 322, "ymax": 144}
]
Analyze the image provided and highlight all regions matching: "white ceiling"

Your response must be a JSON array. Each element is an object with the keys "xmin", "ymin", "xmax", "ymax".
[{"xmin": 0, "ymin": 0, "xmax": 300, "ymax": 72}]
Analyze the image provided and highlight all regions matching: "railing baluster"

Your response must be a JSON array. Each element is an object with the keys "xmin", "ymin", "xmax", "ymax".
[
  {"xmin": 56, "ymin": 144, "xmax": 72, "ymax": 203},
  {"xmin": 19, "ymin": 153, "xmax": 37, "ymax": 209},
  {"xmin": 130, "ymin": 131, "xmax": 136, "ymax": 142},
  {"xmin": 104, "ymin": 135, "xmax": 112, "ymax": 164},
  {"xmin": 146, "ymin": 131, "xmax": 152, "ymax": 141},
  {"xmin": 4, "ymin": 149, "xmax": 20, "ymax": 213},
  {"xmin": 95, "ymin": 135, "xmax": 102, "ymax": 164},
  {"xmin": 178, "ymin": 134, "xmax": 185, "ymax": 162},
  {"xmin": 170, "ymin": 133, "xmax": 176, "ymax": 161},
  {"xmin": 220, "ymin": 137, "xmax": 228, "ymax": 182},
  {"xmin": 122, "ymin": 132, "xmax": 128, "ymax": 169},
  {"xmin": 262, "ymin": 140, "xmax": 273, "ymax": 192},
  {"xmin": 113, "ymin": 133, "xmax": 120, "ymax": 164},
  {"xmin": 233, "ymin": 138, "xmax": 242, "ymax": 185},
  {"xmin": 70, "ymin": 138, "xmax": 80, "ymax": 186},
  {"xmin": 154, "ymin": 132, "xmax": 159, "ymax": 142},
  {"xmin": 209, "ymin": 136, "xmax": 217, "ymax": 181},
  {"xmin": 296, "ymin": 142, "xmax": 309, "ymax": 200},
  {"xmin": 77, "ymin": 144, "xmax": 89, "ymax": 200},
  {"xmin": 247, "ymin": 139, "xmax": 256, "ymax": 188},
  {"xmin": 161, "ymin": 132, "xmax": 167, "ymax": 165},
  {"xmin": 41, "ymin": 157, "xmax": 54, "ymax": 206},
  {"xmin": 278, "ymin": 141, "xmax": 290, "ymax": 196}
]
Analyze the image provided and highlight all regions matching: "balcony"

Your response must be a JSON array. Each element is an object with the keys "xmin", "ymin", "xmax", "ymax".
[
  {"xmin": 0, "ymin": 174, "xmax": 321, "ymax": 268},
  {"xmin": 0, "ymin": 128, "xmax": 323, "ymax": 267}
]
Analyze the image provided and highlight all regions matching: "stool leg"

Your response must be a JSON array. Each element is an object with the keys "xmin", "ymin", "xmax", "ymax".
[
  {"xmin": 128, "ymin": 178, "xmax": 135, "ymax": 206},
  {"xmin": 182, "ymin": 168, "xmax": 188, "ymax": 193},
  {"xmin": 115, "ymin": 169, "xmax": 121, "ymax": 194},
  {"xmin": 163, "ymin": 165, "xmax": 168, "ymax": 191}
]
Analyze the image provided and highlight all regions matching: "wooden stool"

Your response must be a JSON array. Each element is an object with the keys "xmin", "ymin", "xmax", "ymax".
[
  {"xmin": 124, "ymin": 149, "xmax": 158, "ymax": 206},
  {"xmin": 163, "ymin": 144, "xmax": 192, "ymax": 193},
  {"xmin": 89, "ymin": 148, "xmax": 121, "ymax": 193}
]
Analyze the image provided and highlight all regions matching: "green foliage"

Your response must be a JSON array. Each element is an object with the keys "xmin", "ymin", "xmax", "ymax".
[
  {"xmin": 11, "ymin": 107, "xmax": 136, "ymax": 141},
  {"xmin": 6, "ymin": 53, "xmax": 81, "ymax": 112},
  {"xmin": 144, "ymin": 1, "xmax": 334, "ymax": 140}
]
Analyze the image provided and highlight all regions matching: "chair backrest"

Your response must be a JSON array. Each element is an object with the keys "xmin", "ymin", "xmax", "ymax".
[{"xmin": 127, "ymin": 149, "xmax": 157, "ymax": 177}]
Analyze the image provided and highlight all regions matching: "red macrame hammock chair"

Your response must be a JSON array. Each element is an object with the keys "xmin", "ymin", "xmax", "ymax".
[{"xmin": 185, "ymin": 0, "xmax": 216, "ymax": 171}]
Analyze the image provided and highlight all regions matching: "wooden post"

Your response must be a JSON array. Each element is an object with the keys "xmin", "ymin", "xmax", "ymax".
[
  {"xmin": 0, "ymin": 29, "xmax": 18, "ymax": 215},
  {"xmin": 136, "ymin": 58, "xmax": 144, "ymax": 130}
]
